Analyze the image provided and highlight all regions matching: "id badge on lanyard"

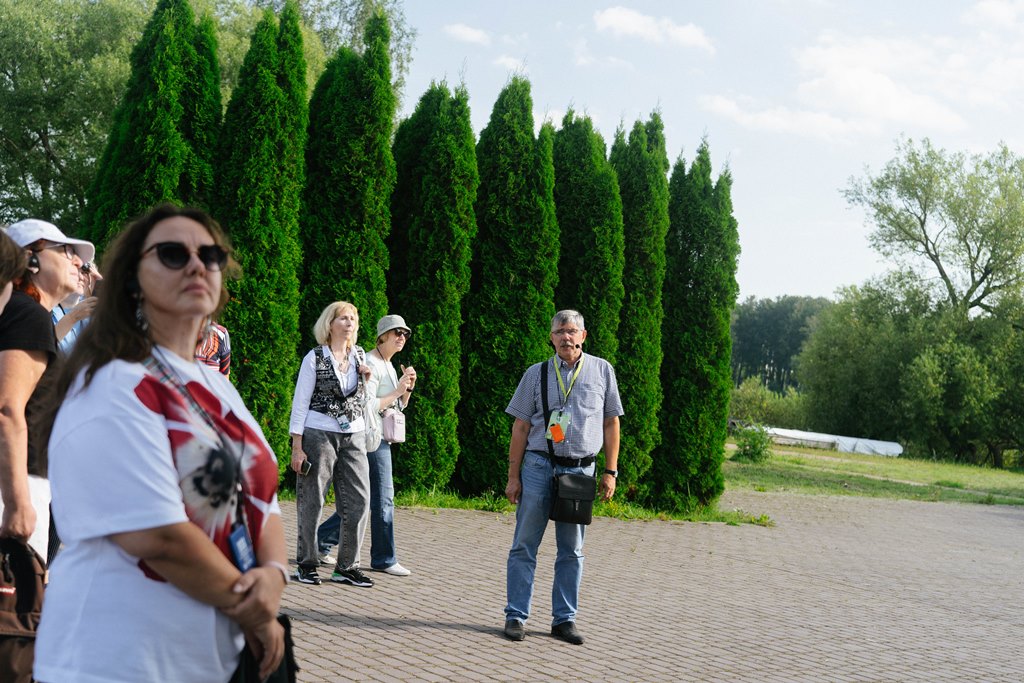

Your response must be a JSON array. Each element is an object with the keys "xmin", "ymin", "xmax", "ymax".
[
  {"xmin": 546, "ymin": 410, "xmax": 571, "ymax": 443},
  {"xmin": 546, "ymin": 357, "xmax": 583, "ymax": 443},
  {"xmin": 228, "ymin": 482, "xmax": 256, "ymax": 571}
]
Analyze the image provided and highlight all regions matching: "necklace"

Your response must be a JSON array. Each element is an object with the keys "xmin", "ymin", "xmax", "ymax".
[{"xmin": 330, "ymin": 346, "xmax": 350, "ymax": 371}]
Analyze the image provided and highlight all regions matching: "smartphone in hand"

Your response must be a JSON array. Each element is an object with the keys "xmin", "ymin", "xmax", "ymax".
[{"xmin": 300, "ymin": 460, "xmax": 312, "ymax": 476}]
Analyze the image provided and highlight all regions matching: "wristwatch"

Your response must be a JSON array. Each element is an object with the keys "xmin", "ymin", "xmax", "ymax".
[{"xmin": 603, "ymin": 468, "xmax": 618, "ymax": 479}]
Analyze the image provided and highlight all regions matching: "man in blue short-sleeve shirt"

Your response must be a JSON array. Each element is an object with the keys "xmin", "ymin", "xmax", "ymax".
[{"xmin": 502, "ymin": 309, "xmax": 623, "ymax": 645}]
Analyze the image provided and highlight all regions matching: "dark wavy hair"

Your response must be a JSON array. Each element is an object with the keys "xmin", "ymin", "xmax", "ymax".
[
  {"xmin": 0, "ymin": 231, "xmax": 27, "ymax": 292},
  {"xmin": 38, "ymin": 204, "xmax": 239, "ymax": 448}
]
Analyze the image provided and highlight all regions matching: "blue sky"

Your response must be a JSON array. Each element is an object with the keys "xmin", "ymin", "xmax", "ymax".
[{"xmin": 399, "ymin": 1, "xmax": 1024, "ymax": 300}]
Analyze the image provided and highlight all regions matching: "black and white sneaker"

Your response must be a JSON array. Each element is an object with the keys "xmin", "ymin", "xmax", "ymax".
[
  {"xmin": 294, "ymin": 566, "xmax": 321, "ymax": 585},
  {"xmin": 330, "ymin": 567, "xmax": 374, "ymax": 588}
]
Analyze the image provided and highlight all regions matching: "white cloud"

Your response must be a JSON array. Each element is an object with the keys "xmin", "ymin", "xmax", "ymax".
[
  {"xmin": 795, "ymin": 33, "xmax": 966, "ymax": 131},
  {"xmin": 493, "ymin": 55, "xmax": 528, "ymax": 73},
  {"xmin": 571, "ymin": 37, "xmax": 633, "ymax": 69},
  {"xmin": 701, "ymin": 21, "xmax": 1024, "ymax": 141},
  {"xmin": 962, "ymin": 0, "xmax": 1024, "ymax": 29},
  {"xmin": 443, "ymin": 23, "xmax": 491, "ymax": 46},
  {"xmin": 593, "ymin": 6, "xmax": 714, "ymax": 53},
  {"xmin": 572, "ymin": 38, "xmax": 594, "ymax": 66},
  {"xmin": 502, "ymin": 32, "xmax": 530, "ymax": 47},
  {"xmin": 699, "ymin": 94, "xmax": 869, "ymax": 139}
]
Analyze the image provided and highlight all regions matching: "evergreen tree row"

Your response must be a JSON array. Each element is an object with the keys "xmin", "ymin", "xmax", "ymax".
[{"xmin": 82, "ymin": 1, "xmax": 741, "ymax": 511}]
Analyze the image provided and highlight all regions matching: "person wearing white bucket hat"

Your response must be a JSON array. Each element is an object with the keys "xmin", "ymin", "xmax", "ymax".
[{"xmin": 0, "ymin": 219, "xmax": 91, "ymax": 564}]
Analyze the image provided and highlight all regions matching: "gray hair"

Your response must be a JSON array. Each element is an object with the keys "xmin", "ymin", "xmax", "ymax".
[{"xmin": 551, "ymin": 309, "xmax": 585, "ymax": 331}]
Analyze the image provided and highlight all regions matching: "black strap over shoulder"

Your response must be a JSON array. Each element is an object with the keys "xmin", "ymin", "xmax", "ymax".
[{"xmin": 540, "ymin": 359, "xmax": 555, "ymax": 460}]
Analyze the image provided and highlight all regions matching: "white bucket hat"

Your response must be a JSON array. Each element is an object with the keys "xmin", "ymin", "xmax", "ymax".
[
  {"xmin": 376, "ymin": 314, "xmax": 411, "ymax": 338},
  {"xmin": 5, "ymin": 218, "xmax": 95, "ymax": 264}
]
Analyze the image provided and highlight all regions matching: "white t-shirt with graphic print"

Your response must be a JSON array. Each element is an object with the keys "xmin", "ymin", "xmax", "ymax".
[{"xmin": 35, "ymin": 347, "xmax": 281, "ymax": 683}]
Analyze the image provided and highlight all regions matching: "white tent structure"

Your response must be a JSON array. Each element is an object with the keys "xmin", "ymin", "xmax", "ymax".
[{"xmin": 764, "ymin": 427, "xmax": 903, "ymax": 457}]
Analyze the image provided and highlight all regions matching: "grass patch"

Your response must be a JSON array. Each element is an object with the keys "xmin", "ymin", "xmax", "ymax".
[
  {"xmin": 724, "ymin": 446, "xmax": 1024, "ymax": 505},
  {"xmin": 280, "ymin": 443, "xmax": 1024, "ymax": 529},
  {"xmin": 395, "ymin": 487, "xmax": 774, "ymax": 527}
]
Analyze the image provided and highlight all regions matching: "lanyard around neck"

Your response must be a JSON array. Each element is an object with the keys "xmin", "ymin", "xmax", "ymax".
[
  {"xmin": 144, "ymin": 351, "xmax": 248, "ymax": 528},
  {"xmin": 553, "ymin": 355, "xmax": 584, "ymax": 405}
]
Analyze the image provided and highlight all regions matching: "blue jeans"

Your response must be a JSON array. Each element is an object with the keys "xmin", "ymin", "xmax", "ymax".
[
  {"xmin": 319, "ymin": 442, "xmax": 397, "ymax": 569},
  {"xmin": 505, "ymin": 450, "xmax": 592, "ymax": 626}
]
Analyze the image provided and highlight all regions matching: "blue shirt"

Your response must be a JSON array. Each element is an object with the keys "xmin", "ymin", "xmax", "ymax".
[{"xmin": 505, "ymin": 353, "xmax": 623, "ymax": 458}]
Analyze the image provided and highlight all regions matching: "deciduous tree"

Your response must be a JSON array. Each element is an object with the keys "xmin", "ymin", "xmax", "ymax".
[
  {"xmin": 0, "ymin": 0, "xmax": 150, "ymax": 228},
  {"xmin": 845, "ymin": 137, "xmax": 1024, "ymax": 317},
  {"xmin": 730, "ymin": 295, "xmax": 832, "ymax": 392}
]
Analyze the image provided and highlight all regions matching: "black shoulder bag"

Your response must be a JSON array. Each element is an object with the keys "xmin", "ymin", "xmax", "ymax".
[{"xmin": 541, "ymin": 359, "xmax": 596, "ymax": 525}]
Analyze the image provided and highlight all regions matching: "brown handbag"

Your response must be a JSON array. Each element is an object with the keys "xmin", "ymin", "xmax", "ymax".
[{"xmin": 0, "ymin": 539, "xmax": 46, "ymax": 683}]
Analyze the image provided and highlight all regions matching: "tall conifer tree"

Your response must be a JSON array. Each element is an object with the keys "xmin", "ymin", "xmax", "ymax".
[
  {"xmin": 552, "ymin": 109, "xmax": 624, "ymax": 366},
  {"xmin": 609, "ymin": 113, "xmax": 669, "ymax": 496},
  {"xmin": 457, "ymin": 78, "xmax": 558, "ymax": 494},
  {"xmin": 388, "ymin": 86, "xmax": 445, "ymax": 303},
  {"xmin": 651, "ymin": 142, "xmax": 740, "ymax": 510},
  {"xmin": 179, "ymin": 13, "xmax": 221, "ymax": 208},
  {"xmin": 214, "ymin": 4, "xmax": 306, "ymax": 473},
  {"xmin": 300, "ymin": 9, "xmax": 395, "ymax": 345},
  {"xmin": 389, "ymin": 83, "xmax": 478, "ymax": 491},
  {"xmin": 83, "ymin": 0, "xmax": 219, "ymax": 247}
]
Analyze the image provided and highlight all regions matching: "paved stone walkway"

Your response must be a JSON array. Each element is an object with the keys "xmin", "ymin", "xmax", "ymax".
[{"xmin": 279, "ymin": 490, "xmax": 1023, "ymax": 682}]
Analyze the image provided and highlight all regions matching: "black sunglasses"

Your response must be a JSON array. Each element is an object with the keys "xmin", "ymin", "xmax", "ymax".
[{"xmin": 142, "ymin": 242, "xmax": 228, "ymax": 271}]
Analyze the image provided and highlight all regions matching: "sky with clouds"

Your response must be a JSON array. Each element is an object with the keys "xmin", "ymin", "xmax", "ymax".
[{"xmin": 399, "ymin": 0, "xmax": 1024, "ymax": 300}]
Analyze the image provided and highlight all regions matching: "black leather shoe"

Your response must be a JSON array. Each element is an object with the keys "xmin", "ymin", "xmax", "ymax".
[
  {"xmin": 551, "ymin": 621, "xmax": 585, "ymax": 645},
  {"xmin": 504, "ymin": 619, "xmax": 526, "ymax": 641}
]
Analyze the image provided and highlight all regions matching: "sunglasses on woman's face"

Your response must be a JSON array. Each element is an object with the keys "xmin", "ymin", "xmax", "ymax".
[
  {"xmin": 393, "ymin": 329, "xmax": 411, "ymax": 339},
  {"xmin": 141, "ymin": 242, "xmax": 228, "ymax": 271}
]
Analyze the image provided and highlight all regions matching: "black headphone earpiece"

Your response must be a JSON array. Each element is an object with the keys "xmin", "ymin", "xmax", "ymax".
[{"xmin": 27, "ymin": 251, "xmax": 40, "ymax": 273}]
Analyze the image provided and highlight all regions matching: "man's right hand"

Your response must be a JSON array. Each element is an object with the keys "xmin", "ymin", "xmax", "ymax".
[
  {"xmin": 0, "ymin": 500, "xmax": 36, "ymax": 541},
  {"xmin": 505, "ymin": 477, "xmax": 522, "ymax": 505}
]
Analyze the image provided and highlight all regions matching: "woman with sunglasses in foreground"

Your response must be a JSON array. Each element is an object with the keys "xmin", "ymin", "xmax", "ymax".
[{"xmin": 34, "ymin": 204, "xmax": 289, "ymax": 683}]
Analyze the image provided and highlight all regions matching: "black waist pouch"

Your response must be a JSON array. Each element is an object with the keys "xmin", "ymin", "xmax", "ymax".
[{"xmin": 549, "ymin": 473, "xmax": 597, "ymax": 525}]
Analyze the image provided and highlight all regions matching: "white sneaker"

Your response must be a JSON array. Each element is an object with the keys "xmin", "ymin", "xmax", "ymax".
[
  {"xmin": 373, "ymin": 563, "xmax": 411, "ymax": 576},
  {"xmin": 318, "ymin": 552, "xmax": 336, "ymax": 567}
]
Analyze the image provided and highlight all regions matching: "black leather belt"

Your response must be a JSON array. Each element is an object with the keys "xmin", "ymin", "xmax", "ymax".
[{"xmin": 552, "ymin": 455, "xmax": 595, "ymax": 468}]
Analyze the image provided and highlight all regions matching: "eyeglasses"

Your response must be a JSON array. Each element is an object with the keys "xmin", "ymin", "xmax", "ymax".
[
  {"xmin": 141, "ymin": 242, "xmax": 228, "ymax": 271},
  {"xmin": 393, "ymin": 329, "xmax": 411, "ymax": 339},
  {"xmin": 81, "ymin": 262, "xmax": 95, "ymax": 274},
  {"xmin": 552, "ymin": 328, "xmax": 582, "ymax": 337},
  {"xmin": 43, "ymin": 243, "xmax": 76, "ymax": 260}
]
